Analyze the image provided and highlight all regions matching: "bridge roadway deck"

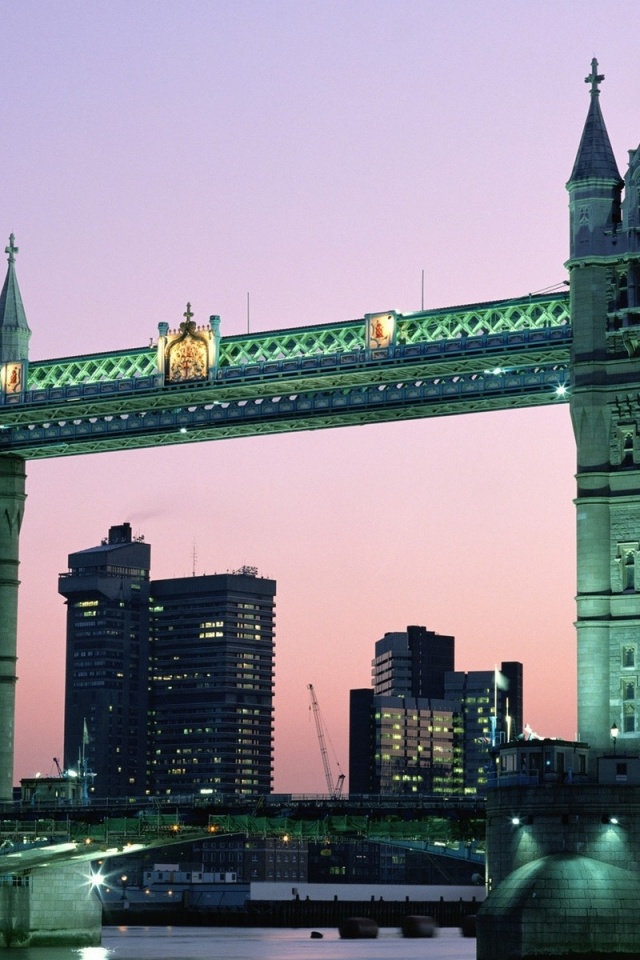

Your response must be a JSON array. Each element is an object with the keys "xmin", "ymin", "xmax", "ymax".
[
  {"xmin": 0, "ymin": 795, "xmax": 485, "ymax": 875},
  {"xmin": 0, "ymin": 292, "xmax": 570, "ymax": 459}
]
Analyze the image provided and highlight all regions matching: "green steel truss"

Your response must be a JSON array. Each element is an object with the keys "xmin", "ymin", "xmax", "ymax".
[
  {"xmin": 28, "ymin": 292, "xmax": 568, "ymax": 389},
  {"xmin": 0, "ymin": 292, "xmax": 570, "ymax": 460}
]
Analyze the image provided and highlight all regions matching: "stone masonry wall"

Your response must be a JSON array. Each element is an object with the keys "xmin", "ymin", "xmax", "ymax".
[{"xmin": 485, "ymin": 783, "xmax": 640, "ymax": 889}]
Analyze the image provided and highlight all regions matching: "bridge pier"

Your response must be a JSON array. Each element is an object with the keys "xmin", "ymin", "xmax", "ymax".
[
  {"xmin": 0, "ymin": 864, "xmax": 101, "ymax": 947},
  {"xmin": 0, "ymin": 455, "xmax": 26, "ymax": 802},
  {"xmin": 477, "ymin": 778, "xmax": 640, "ymax": 959}
]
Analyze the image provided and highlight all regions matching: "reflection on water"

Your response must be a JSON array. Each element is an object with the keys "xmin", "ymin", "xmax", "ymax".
[{"xmin": 14, "ymin": 927, "xmax": 477, "ymax": 960}]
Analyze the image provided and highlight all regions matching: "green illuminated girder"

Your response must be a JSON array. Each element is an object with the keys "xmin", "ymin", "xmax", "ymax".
[
  {"xmin": 27, "ymin": 292, "xmax": 569, "ymax": 389},
  {"xmin": 0, "ymin": 291, "xmax": 571, "ymax": 460},
  {"xmin": 29, "ymin": 347, "xmax": 155, "ymax": 389},
  {"xmin": 2, "ymin": 363, "xmax": 569, "ymax": 460},
  {"xmin": 4, "ymin": 337, "xmax": 568, "ymax": 429},
  {"xmin": 396, "ymin": 293, "xmax": 569, "ymax": 344}
]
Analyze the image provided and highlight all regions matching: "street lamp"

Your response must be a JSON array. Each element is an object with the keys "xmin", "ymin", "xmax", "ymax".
[
  {"xmin": 120, "ymin": 874, "xmax": 128, "ymax": 901},
  {"xmin": 611, "ymin": 723, "xmax": 619, "ymax": 756}
]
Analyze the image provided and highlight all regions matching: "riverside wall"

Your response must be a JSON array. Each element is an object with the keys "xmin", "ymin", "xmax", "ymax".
[{"xmin": 104, "ymin": 895, "xmax": 481, "ymax": 929}]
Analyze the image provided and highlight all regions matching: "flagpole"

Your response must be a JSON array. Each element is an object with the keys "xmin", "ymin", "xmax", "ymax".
[
  {"xmin": 81, "ymin": 718, "xmax": 89, "ymax": 804},
  {"xmin": 491, "ymin": 665, "xmax": 498, "ymax": 747}
]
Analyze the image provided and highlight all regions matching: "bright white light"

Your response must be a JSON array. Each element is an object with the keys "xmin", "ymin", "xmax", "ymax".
[
  {"xmin": 511, "ymin": 817, "xmax": 521, "ymax": 826},
  {"xmin": 180, "ymin": 427, "xmax": 188, "ymax": 434},
  {"xmin": 89, "ymin": 872, "xmax": 104, "ymax": 888},
  {"xmin": 555, "ymin": 384, "xmax": 568, "ymax": 397}
]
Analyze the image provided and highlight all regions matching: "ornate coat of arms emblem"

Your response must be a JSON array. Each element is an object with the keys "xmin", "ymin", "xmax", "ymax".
[{"xmin": 161, "ymin": 304, "xmax": 213, "ymax": 385}]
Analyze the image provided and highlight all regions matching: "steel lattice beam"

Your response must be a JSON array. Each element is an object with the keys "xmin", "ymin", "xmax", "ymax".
[{"xmin": 0, "ymin": 292, "xmax": 571, "ymax": 460}]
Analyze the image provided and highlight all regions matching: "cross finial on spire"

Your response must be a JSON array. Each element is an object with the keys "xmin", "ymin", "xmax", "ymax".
[
  {"xmin": 183, "ymin": 302, "xmax": 194, "ymax": 323},
  {"xmin": 4, "ymin": 234, "xmax": 18, "ymax": 265},
  {"xmin": 585, "ymin": 57, "xmax": 604, "ymax": 96}
]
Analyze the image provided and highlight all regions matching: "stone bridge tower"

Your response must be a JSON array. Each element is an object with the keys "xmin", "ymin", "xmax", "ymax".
[
  {"xmin": 0, "ymin": 235, "xmax": 29, "ymax": 801},
  {"xmin": 568, "ymin": 60, "xmax": 640, "ymax": 754}
]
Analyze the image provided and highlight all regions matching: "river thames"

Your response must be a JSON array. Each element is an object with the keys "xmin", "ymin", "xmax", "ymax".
[{"xmin": 12, "ymin": 926, "xmax": 477, "ymax": 959}]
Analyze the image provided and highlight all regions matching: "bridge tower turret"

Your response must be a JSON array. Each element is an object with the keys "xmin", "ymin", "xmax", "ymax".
[
  {"xmin": 0, "ymin": 235, "xmax": 28, "ymax": 800},
  {"xmin": 568, "ymin": 61, "xmax": 640, "ymax": 755},
  {"xmin": 0, "ymin": 233, "xmax": 30, "ymax": 389}
]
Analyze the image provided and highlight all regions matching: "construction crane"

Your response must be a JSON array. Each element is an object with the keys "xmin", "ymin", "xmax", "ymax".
[{"xmin": 307, "ymin": 683, "xmax": 345, "ymax": 799}]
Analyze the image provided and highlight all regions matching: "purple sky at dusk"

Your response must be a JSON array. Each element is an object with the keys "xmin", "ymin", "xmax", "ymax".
[{"xmin": 2, "ymin": 3, "xmax": 637, "ymax": 792}]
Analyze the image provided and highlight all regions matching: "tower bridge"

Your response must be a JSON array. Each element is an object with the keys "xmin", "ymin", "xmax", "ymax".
[
  {"xmin": 0, "ymin": 281, "xmax": 573, "ymax": 818},
  {"xmin": 0, "ymin": 59, "xmax": 639, "ymax": 948},
  {"xmin": 0, "ymin": 291, "xmax": 569, "ymax": 459}
]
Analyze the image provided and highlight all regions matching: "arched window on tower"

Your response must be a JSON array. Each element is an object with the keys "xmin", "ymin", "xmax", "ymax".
[
  {"xmin": 623, "ymin": 646, "xmax": 636, "ymax": 669},
  {"xmin": 607, "ymin": 266, "xmax": 629, "ymax": 317},
  {"xmin": 624, "ymin": 551, "xmax": 636, "ymax": 590},
  {"xmin": 616, "ymin": 543, "xmax": 640, "ymax": 592},
  {"xmin": 630, "ymin": 262, "xmax": 640, "ymax": 310},
  {"xmin": 624, "ymin": 702, "xmax": 636, "ymax": 733},
  {"xmin": 612, "ymin": 426, "xmax": 638, "ymax": 467},
  {"xmin": 624, "ymin": 681, "xmax": 635, "ymax": 702}
]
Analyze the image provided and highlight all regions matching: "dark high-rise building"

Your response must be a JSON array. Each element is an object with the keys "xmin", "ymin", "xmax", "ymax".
[
  {"xmin": 149, "ymin": 571, "xmax": 276, "ymax": 798},
  {"xmin": 372, "ymin": 626, "xmax": 455, "ymax": 698},
  {"xmin": 352, "ymin": 625, "xmax": 460, "ymax": 796},
  {"xmin": 349, "ymin": 688, "xmax": 460, "ymax": 796},
  {"xmin": 351, "ymin": 625, "xmax": 523, "ymax": 797},
  {"xmin": 444, "ymin": 662, "xmax": 522, "ymax": 796},
  {"xmin": 61, "ymin": 525, "xmax": 276, "ymax": 800},
  {"xmin": 60, "ymin": 522, "xmax": 151, "ymax": 798}
]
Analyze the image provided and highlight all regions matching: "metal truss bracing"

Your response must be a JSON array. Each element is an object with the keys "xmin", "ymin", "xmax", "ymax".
[
  {"xmin": 27, "ymin": 292, "xmax": 569, "ymax": 389},
  {"xmin": 0, "ymin": 293, "xmax": 571, "ymax": 460}
]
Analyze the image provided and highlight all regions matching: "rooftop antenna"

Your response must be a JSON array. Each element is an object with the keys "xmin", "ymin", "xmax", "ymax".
[{"xmin": 192, "ymin": 539, "xmax": 197, "ymax": 577}]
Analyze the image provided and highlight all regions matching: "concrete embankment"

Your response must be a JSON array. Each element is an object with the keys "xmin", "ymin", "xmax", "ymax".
[{"xmin": 104, "ymin": 896, "xmax": 481, "ymax": 929}]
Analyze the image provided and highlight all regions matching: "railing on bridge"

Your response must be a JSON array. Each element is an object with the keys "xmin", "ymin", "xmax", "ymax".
[{"xmin": 19, "ymin": 292, "xmax": 569, "ymax": 397}]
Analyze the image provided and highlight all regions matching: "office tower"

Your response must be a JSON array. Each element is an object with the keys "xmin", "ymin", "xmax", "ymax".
[
  {"xmin": 60, "ymin": 522, "xmax": 151, "ymax": 798},
  {"xmin": 444, "ymin": 661, "xmax": 523, "ymax": 796},
  {"xmin": 353, "ymin": 625, "xmax": 458, "ymax": 795},
  {"xmin": 372, "ymin": 625, "xmax": 455, "ymax": 698},
  {"xmin": 61, "ymin": 525, "xmax": 276, "ymax": 800},
  {"xmin": 149, "ymin": 570, "xmax": 276, "ymax": 798},
  {"xmin": 349, "ymin": 688, "xmax": 460, "ymax": 795},
  {"xmin": 351, "ymin": 625, "xmax": 523, "ymax": 796}
]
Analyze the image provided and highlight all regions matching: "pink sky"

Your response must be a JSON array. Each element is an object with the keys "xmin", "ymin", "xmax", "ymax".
[{"xmin": 2, "ymin": 3, "xmax": 637, "ymax": 792}]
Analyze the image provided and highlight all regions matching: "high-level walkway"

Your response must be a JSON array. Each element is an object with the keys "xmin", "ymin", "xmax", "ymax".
[{"xmin": 0, "ymin": 291, "xmax": 569, "ymax": 459}]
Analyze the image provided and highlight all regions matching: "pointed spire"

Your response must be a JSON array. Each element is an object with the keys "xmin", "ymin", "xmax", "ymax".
[
  {"xmin": 0, "ymin": 233, "xmax": 31, "ymax": 364},
  {"xmin": 569, "ymin": 58, "xmax": 622, "ymax": 183}
]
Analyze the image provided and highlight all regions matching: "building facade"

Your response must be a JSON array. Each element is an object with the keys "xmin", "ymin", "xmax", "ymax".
[
  {"xmin": 444, "ymin": 662, "xmax": 523, "ymax": 796},
  {"xmin": 61, "ymin": 524, "xmax": 275, "ymax": 799},
  {"xmin": 372, "ymin": 626, "xmax": 455, "ymax": 698},
  {"xmin": 350, "ymin": 626, "xmax": 522, "ymax": 797},
  {"xmin": 150, "ymin": 571, "xmax": 276, "ymax": 798},
  {"xmin": 567, "ymin": 61, "xmax": 640, "ymax": 755},
  {"xmin": 60, "ymin": 522, "xmax": 151, "ymax": 798},
  {"xmin": 349, "ymin": 689, "xmax": 460, "ymax": 795}
]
